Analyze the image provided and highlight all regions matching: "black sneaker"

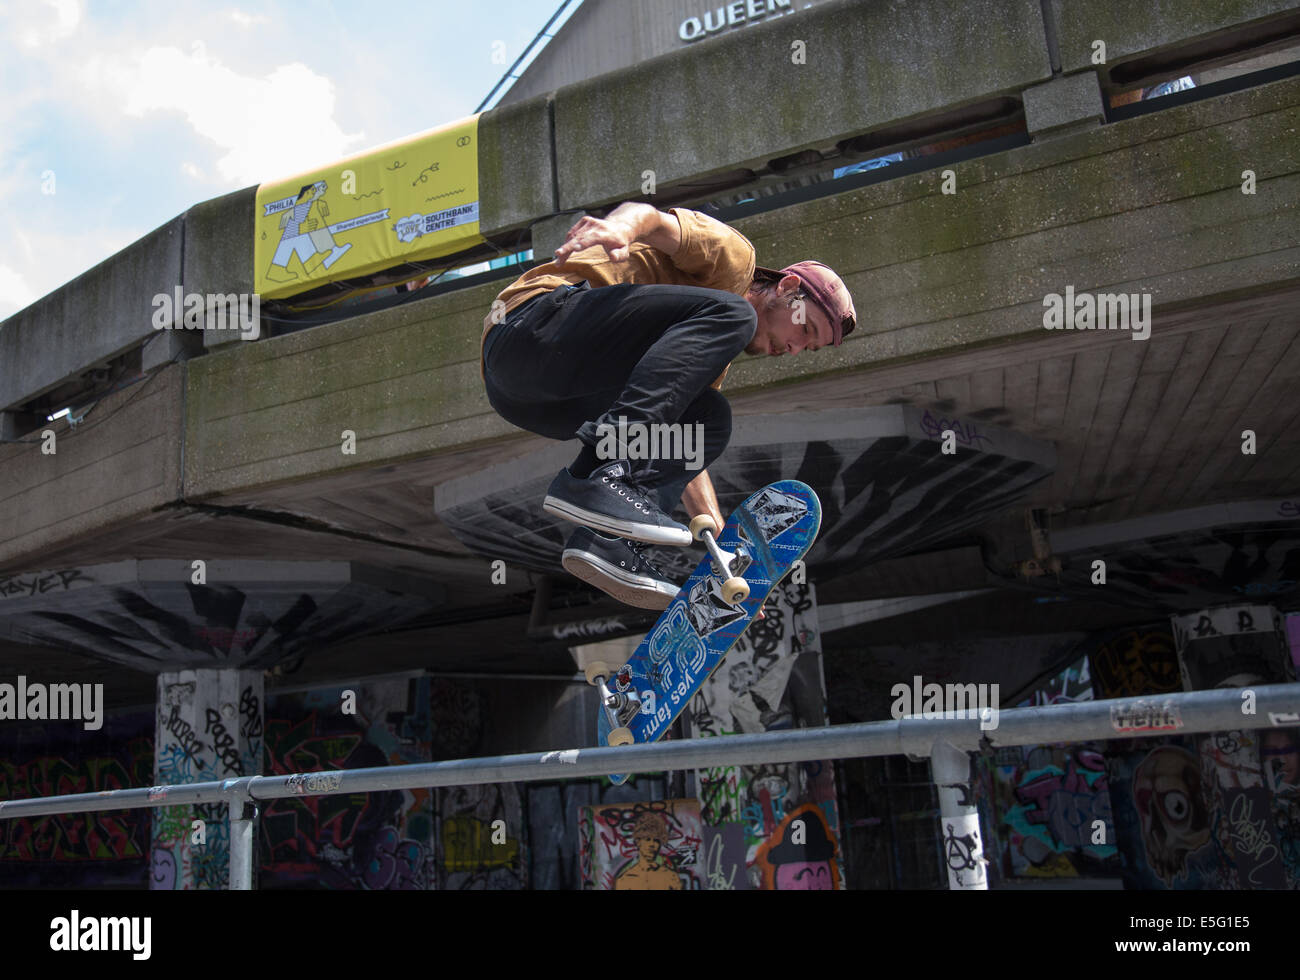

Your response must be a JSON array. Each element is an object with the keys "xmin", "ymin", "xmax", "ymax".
[
  {"xmin": 562, "ymin": 528, "xmax": 682, "ymax": 609},
  {"xmin": 543, "ymin": 460, "xmax": 692, "ymax": 546}
]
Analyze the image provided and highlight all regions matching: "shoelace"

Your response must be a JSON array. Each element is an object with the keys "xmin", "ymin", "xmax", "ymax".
[
  {"xmin": 602, "ymin": 473, "xmax": 657, "ymax": 515},
  {"xmin": 625, "ymin": 539, "xmax": 671, "ymax": 580}
]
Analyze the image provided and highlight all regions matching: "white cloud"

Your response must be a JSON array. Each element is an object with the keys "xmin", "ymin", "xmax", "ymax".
[
  {"xmin": 16, "ymin": 0, "xmax": 81, "ymax": 47},
  {"xmin": 98, "ymin": 43, "xmax": 365, "ymax": 186},
  {"xmin": 0, "ymin": 264, "xmax": 37, "ymax": 319},
  {"xmin": 229, "ymin": 9, "xmax": 269, "ymax": 28}
]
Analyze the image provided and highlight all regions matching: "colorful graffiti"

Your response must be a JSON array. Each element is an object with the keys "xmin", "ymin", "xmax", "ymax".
[
  {"xmin": 579, "ymin": 800, "xmax": 703, "ymax": 890},
  {"xmin": 1107, "ymin": 732, "xmax": 1300, "ymax": 890},
  {"xmin": 689, "ymin": 579, "xmax": 843, "ymax": 888},
  {"xmin": 0, "ymin": 713, "xmax": 154, "ymax": 887},
  {"xmin": 753, "ymin": 804, "xmax": 842, "ymax": 889},
  {"xmin": 994, "ymin": 745, "xmax": 1118, "ymax": 877},
  {"xmin": 260, "ymin": 677, "xmax": 433, "ymax": 890},
  {"xmin": 1107, "ymin": 740, "xmax": 1230, "ymax": 889}
]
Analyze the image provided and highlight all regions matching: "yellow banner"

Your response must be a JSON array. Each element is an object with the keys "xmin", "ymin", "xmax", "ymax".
[{"xmin": 254, "ymin": 115, "xmax": 482, "ymax": 299}]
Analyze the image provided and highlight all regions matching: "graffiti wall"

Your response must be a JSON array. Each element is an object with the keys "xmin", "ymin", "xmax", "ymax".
[
  {"xmin": 982, "ymin": 654, "xmax": 1116, "ymax": 879},
  {"xmin": 1107, "ymin": 732, "xmax": 1300, "ymax": 890},
  {"xmin": 260, "ymin": 676, "xmax": 433, "ymax": 889},
  {"xmin": 579, "ymin": 799, "xmax": 704, "ymax": 890},
  {"xmin": 439, "ymin": 783, "xmax": 526, "ymax": 889},
  {"xmin": 992, "ymin": 744, "xmax": 1118, "ymax": 878},
  {"xmin": 151, "ymin": 669, "xmax": 263, "ymax": 890},
  {"xmin": 0, "ymin": 711, "xmax": 154, "ymax": 887},
  {"xmin": 688, "ymin": 579, "xmax": 843, "ymax": 888},
  {"xmin": 1109, "ymin": 738, "xmax": 1233, "ymax": 889}
]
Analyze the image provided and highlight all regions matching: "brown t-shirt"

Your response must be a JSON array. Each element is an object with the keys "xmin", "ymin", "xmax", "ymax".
[{"xmin": 481, "ymin": 207, "xmax": 756, "ymax": 388}]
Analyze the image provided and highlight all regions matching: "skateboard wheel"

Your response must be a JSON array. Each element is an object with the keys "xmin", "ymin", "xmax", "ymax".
[
  {"xmin": 608, "ymin": 727, "xmax": 635, "ymax": 747},
  {"xmin": 584, "ymin": 661, "xmax": 613, "ymax": 686},
  {"xmin": 689, "ymin": 514, "xmax": 719, "ymax": 541},
  {"xmin": 722, "ymin": 577, "xmax": 750, "ymax": 605}
]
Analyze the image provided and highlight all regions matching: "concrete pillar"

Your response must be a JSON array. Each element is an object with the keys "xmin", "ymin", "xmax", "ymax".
[
  {"xmin": 1171, "ymin": 603, "xmax": 1296, "ymax": 889},
  {"xmin": 150, "ymin": 668, "xmax": 263, "ymax": 890},
  {"xmin": 691, "ymin": 579, "xmax": 845, "ymax": 890}
]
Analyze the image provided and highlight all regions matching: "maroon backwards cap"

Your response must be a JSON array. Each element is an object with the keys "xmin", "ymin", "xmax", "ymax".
[{"xmin": 755, "ymin": 260, "xmax": 856, "ymax": 346}]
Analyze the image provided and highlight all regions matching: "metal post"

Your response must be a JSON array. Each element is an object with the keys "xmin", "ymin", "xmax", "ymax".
[
  {"xmin": 227, "ymin": 797, "xmax": 256, "ymax": 891},
  {"xmin": 931, "ymin": 740, "xmax": 987, "ymax": 890}
]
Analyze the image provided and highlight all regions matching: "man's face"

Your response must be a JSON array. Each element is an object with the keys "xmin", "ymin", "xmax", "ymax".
[{"xmin": 745, "ymin": 275, "xmax": 834, "ymax": 357}]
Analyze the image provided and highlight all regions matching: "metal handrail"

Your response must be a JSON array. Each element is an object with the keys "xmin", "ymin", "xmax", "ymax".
[{"xmin": 3, "ymin": 683, "xmax": 1296, "ymax": 889}]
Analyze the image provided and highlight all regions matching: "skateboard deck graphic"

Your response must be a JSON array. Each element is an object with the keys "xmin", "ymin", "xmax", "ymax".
[{"xmin": 594, "ymin": 481, "xmax": 821, "ymax": 784}]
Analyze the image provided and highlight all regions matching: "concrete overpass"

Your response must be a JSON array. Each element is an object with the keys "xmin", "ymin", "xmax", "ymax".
[{"xmin": 2, "ymin": 0, "xmax": 1299, "ymax": 711}]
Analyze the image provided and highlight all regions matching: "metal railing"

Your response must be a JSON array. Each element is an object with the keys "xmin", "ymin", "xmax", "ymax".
[{"xmin": 2, "ymin": 683, "xmax": 1297, "ymax": 889}]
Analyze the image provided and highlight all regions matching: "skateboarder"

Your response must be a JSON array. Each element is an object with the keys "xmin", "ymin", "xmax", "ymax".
[{"xmin": 481, "ymin": 201, "xmax": 854, "ymax": 609}]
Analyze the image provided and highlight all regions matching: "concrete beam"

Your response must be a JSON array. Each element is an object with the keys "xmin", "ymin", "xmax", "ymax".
[
  {"xmin": 478, "ymin": 92, "xmax": 556, "ymax": 240},
  {"xmin": 1053, "ymin": 0, "xmax": 1300, "ymax": 80},
  {"xmin": 178, "ymin": 75, "xmax": 1298, "ymax": 500},
  {"xmin": 720, "ymin": 74, "xmax": 1300, "ymax": 395},
  {"xmin": 0, "ymin": 364, "xmax": 184, "ymax": 569},
  {"xmin": 0, "ymin": 218, "xmax": 182, "ymax": 411},
  {"xmin": 183, "ymin": 279, "xmax": 515, "ymax": 498},
  {"xmin": 552, "ymin": 0, "xmax": 1052, "ymax": 209},
  {"xmin": 187, "ymin": 186, "xmax": 257, "ymax": 352}
]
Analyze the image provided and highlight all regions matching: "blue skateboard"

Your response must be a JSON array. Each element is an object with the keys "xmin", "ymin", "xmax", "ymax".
[{"xmin": 588, "ymin": 481, "xmax": 821, "ymax": 784}]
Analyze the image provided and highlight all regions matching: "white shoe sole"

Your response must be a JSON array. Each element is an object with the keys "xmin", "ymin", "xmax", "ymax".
[
  {"xmin": 562, "ymin": 548, "xmax": 680, "ymax": 610},
  {"xmin": 543, "ymin": 496, "xmax": 693, "ymax": 546}
]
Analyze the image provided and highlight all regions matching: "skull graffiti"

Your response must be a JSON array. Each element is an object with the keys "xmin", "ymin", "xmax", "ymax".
[{"xmin": 1132, "ymin": 746, "xmax": 1210, "ymax": 885}]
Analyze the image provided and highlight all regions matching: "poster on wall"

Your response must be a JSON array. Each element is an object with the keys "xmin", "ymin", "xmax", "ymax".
[
  {"xmin": 579, "ymin": 800, "xmax": 704, "ymax": 890},
  {"xmin": 254, "ymin": 115, "xmax": 481, "ymax": 299}
]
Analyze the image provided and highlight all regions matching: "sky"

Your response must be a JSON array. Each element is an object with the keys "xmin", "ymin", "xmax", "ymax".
[{"xmin": 0, "ymin": 0, "xmax": 581, "ymax": 319}]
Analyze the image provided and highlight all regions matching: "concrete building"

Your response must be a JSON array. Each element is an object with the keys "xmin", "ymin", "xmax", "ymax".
[
  {"xmin": 497, "ymin": 0, "xmax": 822, "ymax": 107},
  {"xmin": 2, "ymin": 0, "xmax": 1299, "ymax": 891}
]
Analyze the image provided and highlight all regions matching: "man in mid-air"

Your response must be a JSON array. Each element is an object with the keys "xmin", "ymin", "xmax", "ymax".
[{"xmin": 481, "ymin": 202, "xmax": 854, "ymax": 609}]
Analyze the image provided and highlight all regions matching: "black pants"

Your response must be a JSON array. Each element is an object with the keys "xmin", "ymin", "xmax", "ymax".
[{"xmin": 483, "ymin": 282, "xmax": 756, "ymax": 514}]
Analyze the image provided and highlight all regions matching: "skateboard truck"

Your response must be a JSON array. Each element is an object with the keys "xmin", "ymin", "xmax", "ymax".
[
  {"xmin": 688, "ymin": 515, "xmax": 751, "ymax": 606},
  {"xmin": 585, "ymin": 661, "xmax": 640, "ymax": 746}
]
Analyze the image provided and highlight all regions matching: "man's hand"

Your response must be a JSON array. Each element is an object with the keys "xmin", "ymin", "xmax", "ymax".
[
  {"xmin": 681, "ymin": 469, "xmax": 765, "ymax": 620},
  {"xmin": 553, "ymin": 214, "xmax": 637, "ymax": 266},
  {"xmin": 553, "ymin": 203, "xmax": 681, "ymax": 267}
]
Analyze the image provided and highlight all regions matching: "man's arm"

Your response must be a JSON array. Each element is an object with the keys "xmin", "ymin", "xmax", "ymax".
[
  {"xmin": 681, "ymin": 469, "xmax": 725, "ymax": 536},
  {"xmin": 553, "ymin": 203, "xmax": 681, "ymax": 266}
]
